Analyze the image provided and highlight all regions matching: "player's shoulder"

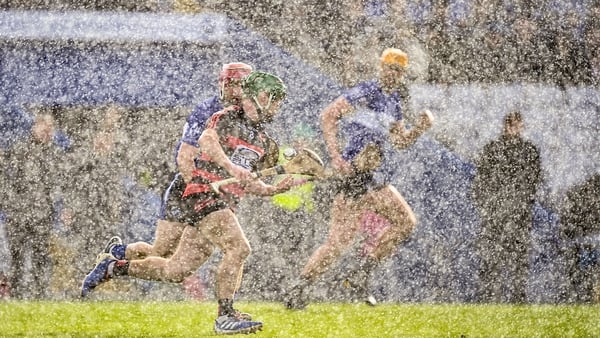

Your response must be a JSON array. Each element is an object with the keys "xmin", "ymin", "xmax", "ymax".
[
  {"xmin": 344, "ymin": 79, "xmax": 379, "ymax": 98},
  {"xmin": 353, "ymin": 79, "xmax": 379, "ymax": 91},
  {"xmin": 206, "ymin": 105, "xmax": 242, "ymax": 128},
  {"xmin": 189, "ymin": 96, "xmax": 222, "ymax": 117}
]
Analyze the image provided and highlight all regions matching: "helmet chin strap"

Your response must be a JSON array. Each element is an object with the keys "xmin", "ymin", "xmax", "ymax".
[
  {"xmin": 252, "ymin": 93, "xmax": 273, "ymax": 112},
  {"xmin": 251, "ymin": 93, "xmax": 275, "ymax": 124},
  {"xmin": 219, "ymin": 81, "xmax": 225, "ymax": 101}
]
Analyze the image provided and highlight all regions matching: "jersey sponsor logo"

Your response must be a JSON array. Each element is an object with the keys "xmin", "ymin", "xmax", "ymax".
[{"xmin": 230, "ymin": 145, "xmax": 261, "ymax": 170}]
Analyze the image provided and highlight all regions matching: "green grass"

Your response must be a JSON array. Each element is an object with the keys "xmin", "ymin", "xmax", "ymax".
[{"xmin": 0, "ymin": 301, "xmax": 598, "ymax": 337}]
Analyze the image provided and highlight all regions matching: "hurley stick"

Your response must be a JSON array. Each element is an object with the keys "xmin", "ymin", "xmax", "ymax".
[{"xmin": 210, "ymin": 148, "xmax": 325, "ymax": 193}]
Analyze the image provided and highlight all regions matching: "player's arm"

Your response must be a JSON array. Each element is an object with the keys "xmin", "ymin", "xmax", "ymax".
[
  {"xmin": 198, "ymin": 127, "xmax": 254, "ymax": 184},
  {"xmin": 243, "ymin": 137, "xmax": 294, "ymax": 196},
  {"xmin": 320, "ymin": 96, "xmax": 354, "ymax": 173},
  {"xmin": 389, "ymin": 109, "xmax": 434, "ymax": 150},
  {"xmin": 176, "ymin": 142, "xmax": 199, "ymax": 183},
  {"xmin": 243, "ymin": 176, "xmax": 295, "ymax": 196}
]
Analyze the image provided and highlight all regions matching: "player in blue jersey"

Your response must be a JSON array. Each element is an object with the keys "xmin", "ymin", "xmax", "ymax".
[
  {"xmin": 284, "ymin": 48, "xmax": 434, "ymax": 309},
  {"xmin": 95, "ymin": 63, "xmax": 252, "ymax": 266},
  {"xmin": 82, "ymin": 71, "xmax": 294, "ymax": 335}
]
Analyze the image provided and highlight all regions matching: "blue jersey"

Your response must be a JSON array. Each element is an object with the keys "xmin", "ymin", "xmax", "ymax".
[
  {"xmin": 164, "ymin": 95, "xmax": 223, "ymax": 220},
  {"xmin": 340, "ymin": 80, "xmax": 403, "ymax": 162},
  {"xmin": 174, "ymin": 95, "xmax": 224, "ymax": 165}
]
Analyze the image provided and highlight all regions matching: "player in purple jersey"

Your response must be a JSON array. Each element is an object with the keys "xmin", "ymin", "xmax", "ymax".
[
  {"xmin": 82, "ymin": 71, "xmax": 293, "ymax": 335},
  {"xmin": 83, "ymin": 63, "xmax": 253, "ymax": 296},
  {"xmin": 285, "ymin": 48, "xmax": 434, "ymax": 309}
]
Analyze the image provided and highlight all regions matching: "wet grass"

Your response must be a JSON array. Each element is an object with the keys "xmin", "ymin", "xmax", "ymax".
[{"xmin": 0, "ymin": 301, "xmax": 597, "ymax": 337}]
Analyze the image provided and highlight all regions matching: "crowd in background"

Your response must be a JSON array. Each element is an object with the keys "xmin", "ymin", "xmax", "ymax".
[
  {"xmin": 1, "ymin": 1, "xmax": 599, "ymax": 87},
  {"xmin": 0, "ymin": 105, "xmax": 183, "ymax": 299},
  {"xmin": 205, "ymin": 0, "xmax": 600, "ymax": 87}
]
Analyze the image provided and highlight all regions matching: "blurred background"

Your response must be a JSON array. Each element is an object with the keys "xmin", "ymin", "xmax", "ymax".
[{"xmin": 0, "ymin": 1, "xmax": 598, "ymax": 304}]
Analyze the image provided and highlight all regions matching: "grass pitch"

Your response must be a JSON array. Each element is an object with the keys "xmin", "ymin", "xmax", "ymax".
[{"xmin": 0, "ymin": 301, "xmax": 598, "ymax": 337}]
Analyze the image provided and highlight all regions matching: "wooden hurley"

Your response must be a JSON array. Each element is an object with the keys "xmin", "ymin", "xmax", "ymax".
[{"xmin": 210, "ymin": 148, "xmax": 325, "ymax": 193}]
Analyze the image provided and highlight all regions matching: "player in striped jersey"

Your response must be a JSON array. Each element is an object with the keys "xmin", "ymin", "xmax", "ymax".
[
  {"xmin": 101, "ymin": 62, "xmax": 253, "ymax": 264},
  {"xmin": 83, "ymin": 71, "xmax": 293, "ymax": 335}
]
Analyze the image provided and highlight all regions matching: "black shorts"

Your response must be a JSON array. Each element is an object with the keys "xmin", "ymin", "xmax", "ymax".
[
  {"xmin": 162, "ymin": 173, "xmax": 232, "ymax": 225},
  {"xmin": 161, "ymin": 173, "xmax": 187, "ymax": 223},
  {"xmin": 178, "ymin": 191, "xmax": 231, "ymax": 226},
  {"xmin": 328, "ymin": 171, "xmax": 377, "ymax": 200}
]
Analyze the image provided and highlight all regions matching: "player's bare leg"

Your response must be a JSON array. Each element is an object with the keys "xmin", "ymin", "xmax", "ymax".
[
  {"xmin": 342, "ymin": 185, "xmax": 417, "ymax": 305},
  {"xmin": 364, "ymin": 185, "xmax": 417, "ymax": 260},
  {"xmin": 81, "ymin": 221, "xmax": 213, "ymax": 298},
  {"xmin": 82, "ymin": 210, "xmax": 255, "ymax": 323},
  {"xmin": 285, "ymin": 194, "xmax": 364, "ymax": 309},
  {"xmin": 286, "ymin": 185, "xmax": 417, "ymax": 308},
  {"xmin": 234, "ymin": 263, "xmax": 244, "ymax": 292},
  {"xmin": 300, "ymin": 195, "xmax": 364, "ymax": 281},
  {"xmin": 98, "ymin": 220, "xmax": 186, "ymax": 262},
  {"xmin": 125, "ymin": 220, "xmax": 186, "ymax": 260},
  {"xmin": 196, "ymin": 209, "xmax": 251, "ymax": 302},
  {"xmin": 194, "ymin": 208, "xmax": 259, "ymax": 332},
  {"xmin": 125, "ymin": 208, "xmax": 250, "ymax": 288},
  {"xmin": 127, "ymin": 223, "xmax": 214, "ymax": 282}
]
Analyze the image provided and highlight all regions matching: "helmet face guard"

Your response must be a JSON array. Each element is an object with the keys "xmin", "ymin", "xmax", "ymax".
[
  {"xmin": 242, "ymin": 71, "xmax": 287, "ymax": 125},
  {"xmin": 252, "ymin": 93, "xmax": 276, "ymax": 118}
]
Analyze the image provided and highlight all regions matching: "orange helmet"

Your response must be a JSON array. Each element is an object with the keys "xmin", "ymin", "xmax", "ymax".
[{"xmin": 380, "ymin": 48, "xmax": 408, "ymax": 68}]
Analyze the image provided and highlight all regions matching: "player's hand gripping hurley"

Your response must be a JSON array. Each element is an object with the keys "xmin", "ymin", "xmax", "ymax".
[{"xmin": 210, "ymin": 148, "xmax": 325, "ymax": 193}]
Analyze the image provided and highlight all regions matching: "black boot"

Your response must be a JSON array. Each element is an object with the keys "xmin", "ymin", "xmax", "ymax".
[{"xmin": 284, "ymin": 277, "xmax": 310, "ymax": 310}]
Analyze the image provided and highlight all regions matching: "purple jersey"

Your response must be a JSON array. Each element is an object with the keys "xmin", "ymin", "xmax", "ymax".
[
  {"xmin": 173, "ymin": 95, "xmax": 224, "ymax": 165},
  {"xmin": 340, "ymin": 80, "xmax": 403, "ymax": 162}
]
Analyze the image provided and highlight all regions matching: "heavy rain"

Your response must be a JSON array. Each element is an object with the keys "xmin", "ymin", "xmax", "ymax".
[{"xmin": 0, "ymin": 0, "xmax": 599, "ymax": 336}]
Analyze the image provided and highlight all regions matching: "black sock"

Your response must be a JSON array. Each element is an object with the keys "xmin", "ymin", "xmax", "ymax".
[
  {"xmin": 291, "ymin": 275, "xmax": 312, "ymax": 291},
  {"xmin": 218, "ymin": 298, "xmax": 235, "ymax": 317},
  {"xmin": 299, "ymin": 275, "xmax": 311, "ymax": 286}
]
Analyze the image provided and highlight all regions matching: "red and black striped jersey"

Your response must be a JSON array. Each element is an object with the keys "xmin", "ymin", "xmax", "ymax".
[{"xmin": 183, "ymin": 107, "xmax": 279, "ymax": 199}]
